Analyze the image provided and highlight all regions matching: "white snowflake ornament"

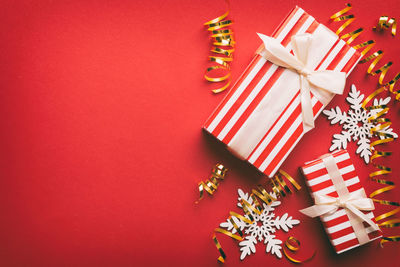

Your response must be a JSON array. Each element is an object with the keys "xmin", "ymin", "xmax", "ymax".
[
  {"xmin": 219, "ymin": 189, "xmax": 300, "ymax": 260},
  {"xmin": 323, "ymin": 84, "xmax": 398, "ymax": 164}
]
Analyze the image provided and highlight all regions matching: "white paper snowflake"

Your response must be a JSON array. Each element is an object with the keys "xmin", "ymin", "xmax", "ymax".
[
  {"xmin": 323, "ymin": 84, "xmax": 398, "ymax": 164},
  {"xmin": 219, "ymin": 189, "xmax": 300, "ymax": 260}
]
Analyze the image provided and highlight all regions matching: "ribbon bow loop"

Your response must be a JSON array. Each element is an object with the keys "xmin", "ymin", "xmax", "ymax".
[
  {"xmin": 257, "ymin": 33, "xmax": 346, "ymax": 130},
  {"xmin": 300, "ymin": 190, "xmax": 380, "ymax": 232}
]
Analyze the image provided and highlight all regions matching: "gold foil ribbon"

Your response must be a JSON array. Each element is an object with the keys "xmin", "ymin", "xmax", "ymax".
[
  {"xmin": 283, "ymin": 236, "xmax": 316, "ymax": 264},
  {"xmin": 212, "ymin": 170, "xmax": 313, "ymax": 263},
  {"xmin": 331, "ymin": 4, "xmax": 400, "ymax": 246},
  {"xmin": 196, "ymin": 163, "xmax": 228, "ymax": 203},
  {"xmin": 331, "ymin": 4, "xmax": 400, "ymax": 101},
  {"xmin": 204, "ymin": 3, "xmax": 235, "ymax": 94},
  {"xmin": 373, "ymin": 16, "xmax": 397, "ymax": 36},
  {"xmin": 330, "ymin": 4, "xmax": 363, "ymax": 45},
  {"xmin": 362, "ymin": 96, "xmax": 399, "ymax": 247}
]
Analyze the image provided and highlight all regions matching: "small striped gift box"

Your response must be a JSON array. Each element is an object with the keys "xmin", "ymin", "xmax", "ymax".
[
  {"xmin": 301, "ymin": 150, "xmax": 382, "ymax": 254},
  {"xmin": 203, "ymin": 6, "xmax": 362, "ymax": 177}
]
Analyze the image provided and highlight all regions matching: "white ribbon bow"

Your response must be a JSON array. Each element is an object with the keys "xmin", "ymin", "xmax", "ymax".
[
  {"xmin": 257, "ymin": 33, "xmax": 347, "ymax": 129},
  {"xmin": 299, "ymin": 190, "xmax": 380, "ymax": 231}
]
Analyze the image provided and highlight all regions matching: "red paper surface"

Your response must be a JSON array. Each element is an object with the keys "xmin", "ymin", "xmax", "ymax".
[{"xmin": 0, "ymin": 0, "xmax": 399, "ymax": 266}]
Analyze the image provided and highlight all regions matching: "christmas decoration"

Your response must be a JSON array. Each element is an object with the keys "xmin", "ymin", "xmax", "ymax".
[
  {"xmin": 196, "ymin": 164, "xmax": 228, "ymax": 203},
  {"xmin": 373, "ymin": 15, "xmax": 397, "ymax": 36},
  {"xmin": 323, "ymin": 84, "xmax": 397, "ymax": 164},
  {"xmin": 219, "ymin": 189, "xmax": 299, "ymax": 260},
  {"xmin": 204, "ymin": 3, "xmax": 235, "ymax": 94}
]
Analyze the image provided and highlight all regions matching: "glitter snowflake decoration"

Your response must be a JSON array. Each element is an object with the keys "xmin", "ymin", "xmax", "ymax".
[
  {"xmin": 323, "ymin": 84, "xmax": 397, "ymax": 164},
  {"xmin": 219, "ymin": 189, "xmax": 299, "ymax": 260}
]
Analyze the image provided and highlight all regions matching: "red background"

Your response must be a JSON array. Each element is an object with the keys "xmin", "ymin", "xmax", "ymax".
[{"xmin": 0, "ymin": 0, "xmax": 399, "ymax": 266}]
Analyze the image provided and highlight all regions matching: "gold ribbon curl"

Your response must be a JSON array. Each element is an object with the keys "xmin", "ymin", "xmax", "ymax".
[
  {"xmin": 373, "ymin": 16, "xmax": 397, "ymax": 37},
  {"xmin": 196, "ymin": 163, "xmax": 228, "ymax": 203},
  {"xmin": 330, "ymin": 4, "xmax": 363, "ymax": 44},
  {"xmin": 331, "ymin": 4, "xmax": 400, "ymax": 101},
  {"xmin": 331, "ymin": 4, "xmax": 400, "ymax": 247},
  {"xmin": 361, "ymin": 94, "xmax": 399, "ymax": 246},
  {"xmin": 212, "ymin": 170, "xmax": 314, "ymax": 263},
  {"xmin": 204, "ymin": 4, "xmax": 235, "ymax": 94},
  {"xmin": 283, "ymin": 236, "xmax": 316, "ymax": 264}
]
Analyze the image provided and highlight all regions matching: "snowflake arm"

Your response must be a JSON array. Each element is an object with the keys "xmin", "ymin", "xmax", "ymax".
[
  {"xmin": 329, "ymin": 131, "xmax": 351, "ymax": 151},
  {"xmin": 220, "ymin": 216, "xmax": 247, "ymax": 234},
  {"xmin": 239, "ymin": 236, "xmax": 257, "ymax": 260},
  {"xmin": 356, "ymin": 138, "xmax": 371, "ymax": 164},
  {"xmin": 274, "ymin": 213, "xmax": 300, "ymax": 232},
  {"xmin": 323, "ymin": 107, "xmax": 347, "ymax": 125},
  {"xmin": 377, "ymin": 125, "xmax": 398, "ymax": 140},
  {"xmin": 346, "ymin": 84, "xmax": 364, "ymax": 110},
  {"xmin": 264, "ymin": 235, "xmax": 282, "ymax": 259},
  {"xmin": 237, "ymin": 188, "xmax": 253, "ymax": 208}
]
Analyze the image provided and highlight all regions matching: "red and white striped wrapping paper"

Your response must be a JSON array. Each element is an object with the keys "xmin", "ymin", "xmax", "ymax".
[
  {"xmin": 203, "ymin": 6, "xmax": 362, "ymax": 177},
  {"xmin": 302, "ymin": 150, "xmax": 382, "ymax": 254}
]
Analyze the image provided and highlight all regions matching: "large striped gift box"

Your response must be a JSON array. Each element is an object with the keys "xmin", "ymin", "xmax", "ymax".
[
  {"xmin": 203, "ymin": 6, "xmax": 362, "ymax": 178},
  {"xmin": 301, "ymin": 150, "xmax": 382, "ymax": 254}
]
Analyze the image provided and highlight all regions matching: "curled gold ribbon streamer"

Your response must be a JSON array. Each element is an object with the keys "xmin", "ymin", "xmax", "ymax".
[
  {"xmin": 375, "ymin": 207, "xmax": 400, "ymax": 222},
  {"xmin": 283, "ymin": 236, "xmax": 316, "ymax": 264},
  {"xmin": 373, "ymin": 16, "xmax": 397, "ymax": 36},
  {"xmin": 378, "ymin": 219, "xmax": 400, "ymax": 228},
  {"xmin": 380, "ymin": 236, "xmax": 400, "ymax": 247},
  {"xmin": 204, "ymin": 4, "xmax": 235, "ymax": 94},
  {"xmin": 330, "ymin": 4, "xmax": 364, "ymax": 44},
  {"xmin": 356, "ymin": 44, "xmax": 400, "ymax": 101},
  {"xmin": 195, "ymin": 163, "xmax": 228, "ymax": 203},
  {"xmin": 330, "ymin": 3, "xmax": 353, "ymax": 36},
  {"xmin": 331, "ymin": 4, "xmax": 400, "ymax": 101},
  {"xmin": 359, "ymin": 89, "xmax": 400, "ymax": 246},
  {"xmin": 212, "ymin": 170, "xmax": 308, "ymax": 263},
  {"xmin": 331, "ymin": 4, "xmax": 400, "ymax": 245}
]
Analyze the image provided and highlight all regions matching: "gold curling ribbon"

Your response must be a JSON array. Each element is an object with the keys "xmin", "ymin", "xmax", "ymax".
[
  {"xmin": 357, "ymin": 46, "xmax": 400, "ymax": 102},
  {"xmin": 359, "ymin": 90, "xmax": 400, "ymax": 246},
  {"xmin": 283, "ymin": 236, "xmax": 316, "ymax": 264},
  {"xmin": 195, "ymin": 163, "xmax": 228, "ymax": 203},
  {"xmin": 373, "ymin": 16, "xmax": 397, "ymax": 36},
  {"xmin": 204, "ymin": 2, "xmax": 235, "ymax": 94},
  {"xmin": 331, "ymin": 5, "xmax": 400, "ymax": 244},
  {"xmin": 330, "ymin": 4, "xmax": 364, "ymax": 44},
  {"xmin": 331, "ymin": 4, "xmax": 400, "ymax": 101},
  {"xmin": 380, "ymin": 236, "xmax": 400, "ymax": 246},
  {"xmin": 212, "ymin": 170, "xmax": 311, "ymax": 263}
]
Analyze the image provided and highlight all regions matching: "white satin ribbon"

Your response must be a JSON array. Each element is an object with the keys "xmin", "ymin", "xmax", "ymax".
[
  {"xmin": 299, "ymin": 190, "xmax": 380, "ymax": 232},
  {"xmin": 257, "ymin": 33, "xmax": 346, "ymax": 129},
  {"xmin": 300, "ymin": 153, "xmax": 380, "ymax": 245}
]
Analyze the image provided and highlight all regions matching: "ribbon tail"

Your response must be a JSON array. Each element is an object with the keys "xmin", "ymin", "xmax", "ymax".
[
  {"xmin": 346, "ymin": 204, "xmax": 380, "ymax": 231},
  {"xmin": 307, "ymin": 71, "xmax": 346, "ymax": 95},
  {"xmin": 299, "ymin": 204, "xmax": 338, "ymax": 218},
  {"xmin": 300, "ymin": 76, "xmax": 314, "ymax": 132}
]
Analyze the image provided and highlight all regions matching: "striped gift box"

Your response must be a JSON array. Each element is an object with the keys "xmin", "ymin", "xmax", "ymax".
[
  {"xmin": 203, "ymin": 6, "xmax": 362, "ymax": 177},
  {"xmin": 302, "ymin": 150, "xmax": 382, "ymax": 254}
]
